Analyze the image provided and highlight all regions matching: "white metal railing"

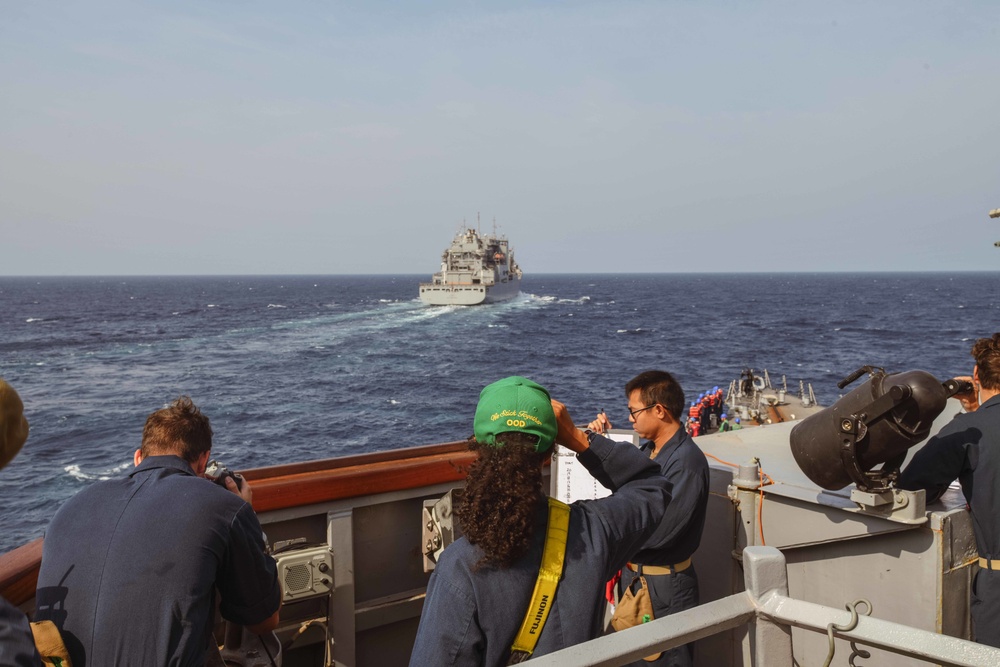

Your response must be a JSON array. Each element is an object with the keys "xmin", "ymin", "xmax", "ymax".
[{"xmin": 531, "ymin": 546, "xmax": 1000, "ymax": 667}]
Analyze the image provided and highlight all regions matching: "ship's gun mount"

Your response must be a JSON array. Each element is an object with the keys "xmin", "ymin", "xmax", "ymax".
[{"xmin": 789, "ymin": 367, "xmax": 970, "ymax": 517}]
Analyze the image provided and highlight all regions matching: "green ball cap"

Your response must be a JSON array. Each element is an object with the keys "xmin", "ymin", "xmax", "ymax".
[{"xmin": 473, "ymin": 376, "xmax": 557, "ymax": 453}]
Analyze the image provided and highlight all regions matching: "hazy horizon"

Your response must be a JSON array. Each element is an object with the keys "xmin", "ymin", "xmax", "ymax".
[{"xmin": 2, "ymin": 269, "xmax": 997, "ymax": 279}]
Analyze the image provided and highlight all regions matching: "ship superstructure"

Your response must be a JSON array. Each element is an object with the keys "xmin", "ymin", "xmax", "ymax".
[{"xmin": 419, "ymin": 224, "xmax": 522, "ymax": 305}]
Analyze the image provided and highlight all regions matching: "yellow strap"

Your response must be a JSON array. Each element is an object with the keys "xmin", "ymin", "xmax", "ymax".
[
  {"xmin": 30, "ymin": 620, "xmax": 74, "ymax": 667},
  {"xmin": 510, "ymin": 498, "xmax": 570, "ymax": 658}
]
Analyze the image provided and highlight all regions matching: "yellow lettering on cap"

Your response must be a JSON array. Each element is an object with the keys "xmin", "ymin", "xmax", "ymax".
[
  {"xmin": 493, "ymin": 409, "xmax": 519, "ymax": 422},
  {"xmin": 517, "ymin": 411, "xmax": 543, "ymax": 426}
]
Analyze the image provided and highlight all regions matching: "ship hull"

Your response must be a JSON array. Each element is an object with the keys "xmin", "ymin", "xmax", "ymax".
[{"xmin": 418, "ymin": 276, "xmax": 520, "ymax": 306}]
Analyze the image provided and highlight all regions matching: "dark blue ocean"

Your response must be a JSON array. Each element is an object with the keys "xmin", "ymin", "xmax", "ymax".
[{"xmin": 1, "ymin": 273, "xmax": 996, "ymax": 554}]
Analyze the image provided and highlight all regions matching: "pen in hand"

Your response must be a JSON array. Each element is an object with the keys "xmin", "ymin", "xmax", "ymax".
[{"xmin": 587, "ymin": 408, "xmax": 612, "ymax": 435}]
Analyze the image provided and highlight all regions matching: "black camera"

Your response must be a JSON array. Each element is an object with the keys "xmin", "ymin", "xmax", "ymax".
[{"xmin": 204, "ymin": 459, "xmax": 244, "ymax": 491}]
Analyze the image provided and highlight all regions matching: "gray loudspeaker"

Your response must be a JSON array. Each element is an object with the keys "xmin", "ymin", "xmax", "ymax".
[{"xmin": 274, "ymin": 545, "xmax": 334, "ymax": 602}]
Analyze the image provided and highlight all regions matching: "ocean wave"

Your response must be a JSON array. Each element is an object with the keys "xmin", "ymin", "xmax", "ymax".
[
  {"xmin": 259, "ymin": 301, "xmax": 455, "ymax": 347},
  {"xmin": 267, "ymin": 304, "xmax": 287, "ymax": 309},
  {"xmin": 520, "ymin": 293, "xmax": 555, "ymax": 305},
  {"xmin": 387, "ymin": 304, "xmax": 459, "ymax": 323},
  {"xmin": 517, "ymin": 293, "xmax": 595, "ymax": 307},
  {"xmin": 25, "ymin": 317, "xmax": 44, "ymax": 323},
  {"xmin": 64, "ymin": 462, "xmax": 131, "ymax": 482}
]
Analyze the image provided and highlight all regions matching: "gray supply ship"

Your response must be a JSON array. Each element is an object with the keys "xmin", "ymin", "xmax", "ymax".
[{"xmin": 419, "ymin": 224, "xmax": 522, "ymax": 305}]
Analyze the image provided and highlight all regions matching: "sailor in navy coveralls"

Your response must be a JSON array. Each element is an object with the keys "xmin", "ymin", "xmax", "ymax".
[
  {"xmin": 590, "ymin": 370, "xmax": 709, "ymax": 667},
  {"xmin": 409, "ymin": 376, "xmax": 674, "ymax": 666},
  {"xmin": 35, "ymin": 397, "xmax": 281, "ymax": 667},
  {"xmin": 898, "ymin": 333, "xmax": 1000, "ymax": 648}
]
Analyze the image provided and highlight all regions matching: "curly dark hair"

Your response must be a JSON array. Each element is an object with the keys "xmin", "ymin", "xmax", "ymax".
[
  {"xmin": 457, "ymin": 432, "xmax": 548, "ymax": 569},
  {"xmin": 972, "ymin": 333, "xmax": 1000, "ymax": 391}
]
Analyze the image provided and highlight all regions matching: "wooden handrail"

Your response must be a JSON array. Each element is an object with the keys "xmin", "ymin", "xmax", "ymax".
[
  {"xmin": 241, "ymin": 441, "xmax": 469, "ymax": 482},
  {"xmin": 0, "ymin": 538, "xmax": 43, "ymax": 607},
  {"xmin": 250, "ymin": 443, "xmax": 475, "ymax": 512}
]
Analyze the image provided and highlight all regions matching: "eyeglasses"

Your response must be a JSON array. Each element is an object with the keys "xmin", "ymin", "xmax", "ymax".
[{"xmin": 628, "ymin": 404, "xmax": 657, "ymax": 419}]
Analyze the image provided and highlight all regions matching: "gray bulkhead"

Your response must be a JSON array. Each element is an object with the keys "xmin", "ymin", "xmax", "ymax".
[
  {"xmin": 548, "ymin": 399, "xmax": 977, "ymax": 666},
  {"xmin": 255, "ymin": 399, "xmax": 977, "ymax": 666}
]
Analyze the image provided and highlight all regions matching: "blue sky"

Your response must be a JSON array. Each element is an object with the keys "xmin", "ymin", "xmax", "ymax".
[{"xmin": 2, "ymin": 1, "xmax": 998, "ymax": 274}]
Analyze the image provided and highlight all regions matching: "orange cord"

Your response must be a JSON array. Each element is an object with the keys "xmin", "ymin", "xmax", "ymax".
[
  {"xmin": 758, "ymin": 464, "xmax": 767, "ymax": 546},
  {"xmin": 704, "ymin": 452, "xmax": 739, "ymax": 468},
  {"xmin": 702, "ymin": 452, "xmax": 772, "ymax": 546}
]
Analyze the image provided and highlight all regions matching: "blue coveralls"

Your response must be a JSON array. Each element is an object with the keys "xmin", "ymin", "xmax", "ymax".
[
  {"xmin": 35, "ymin": 456, "xmax": 281, "ymax": 667},
  {"xmin": 408, "ymin": 435, "xmax": 673, "ymax": 666},
  {"xmin": 898, "ymin": 394, "xmax": 1000, "ymax": 647},
  {"xmin": 615, "ymin": 429, "xmax": 710, "ymax": 667}
]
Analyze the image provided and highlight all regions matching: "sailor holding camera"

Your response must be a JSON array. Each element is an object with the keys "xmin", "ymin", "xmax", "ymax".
[
  {"xmin": 898, "ymin": 333, "xmax": 1000, "ymax": 647},
  {"xmin": 35, "ymin": 396, "xmax": 281, "ymax": 667}
]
